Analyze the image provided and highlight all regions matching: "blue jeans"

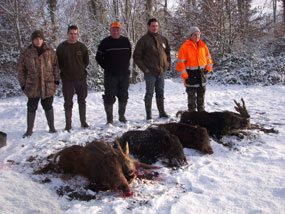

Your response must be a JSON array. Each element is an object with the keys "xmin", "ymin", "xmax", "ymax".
[{"xmin": 144, "ymin": 72, "xmax": 165, "ymax": 100}]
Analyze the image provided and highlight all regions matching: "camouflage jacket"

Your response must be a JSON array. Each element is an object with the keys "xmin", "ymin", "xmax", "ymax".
[{"xmin": 17, "ymin": 43, "xmax": 59, "ymax": 99}]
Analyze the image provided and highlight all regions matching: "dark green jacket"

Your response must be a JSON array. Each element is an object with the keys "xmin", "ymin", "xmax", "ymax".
[
  {"xmin": 133, "ymin": 31, "xmax": 171, "ymax": 77},
  {"xmin": 56, "ymin": 41, "xmax": 89, "ymax": 81}
]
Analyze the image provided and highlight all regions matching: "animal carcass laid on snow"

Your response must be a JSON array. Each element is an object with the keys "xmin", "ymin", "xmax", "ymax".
[
  {"xmin": 177, "ymin": 99, "xmax": 250, "ymax": 138},
  {"xmin": 36, "ymin": 140, "xmax": 157, "ymax": 195},
  {"xmin": 153, "ymin": 122, "xmax": 213, "ymax": 154},
  {"xmin": 117, "ymin": 127, "xmax": 188, "ymax": 167}
]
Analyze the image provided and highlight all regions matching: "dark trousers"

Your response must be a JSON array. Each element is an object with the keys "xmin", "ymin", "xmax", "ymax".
[
  {"xmin": 103, "ymin": 73, "xmax": 129, "ymax": 104},
  {"xmin": 27, "ymin": 97, "xmax": 54, "ymax": 113},
  {"xmin": 62, "ymin": 79, "xmax": 88, "ymax": 110},
  {"xmin": 144, "ymin": 72, "xmax": 165, "ymax": 100},
  {"xmin": 186, "ymin": 86, "xmax": 206, "ymax": 111}
]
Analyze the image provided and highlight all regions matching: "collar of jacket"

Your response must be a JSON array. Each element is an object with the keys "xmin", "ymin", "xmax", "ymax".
[
  {"xmin": 30, "ymin": 42, "xmax": 52, "ymax": 51},
  {"xmin": 29, "ymin": 42, "xmax": 51, "ymax": 56},
  {"xmin": 147, "ymin": 31, "xmax": 159, "ymax": 37},
  {"xmin": 185, "ymin": 39, "xmax": 205, "ymax": 48}
]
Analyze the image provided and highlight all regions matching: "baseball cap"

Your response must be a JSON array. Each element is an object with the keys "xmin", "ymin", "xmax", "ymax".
[{"xmin": 110, "ymin": 21, "xmax": 121, "ymax": 28}]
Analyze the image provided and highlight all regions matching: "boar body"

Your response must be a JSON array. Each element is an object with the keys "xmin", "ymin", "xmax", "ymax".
[
  {"xmin": 118, "ymin": 127, "xmax": 187, "ymax": 167},
  {"xmin": 155, "ymin": 123, "xmax": 213, "ymax": 154},
  {"xmin": 177, "ymin": 99, "xmax": 250, "ymax": 138}
]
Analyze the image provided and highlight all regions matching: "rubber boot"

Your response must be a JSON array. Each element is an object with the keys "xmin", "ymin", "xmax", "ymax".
[
  {"xmin": 23, "ymin": 112, "xmax": 36, "ymax": 138},
  {"xmin": 79, "ymin": 105, "xmax": 89, "ymax": 128},
  {"xmin": 118, "ymin": 102, "xmax": 127, "ymax": 123},
  {"xmin": 45, "ymin": 109, "xmax": 56, "ymax": 133},
  {"xmin": 144, "ymin": 98, "xmax": 152, "ymax": 120},
  {"xmin": 65, "ymin": 109, "xmax": 72, "ymax": 131},
  {"xmin": 156, "ymin": 98, "xmax": 169, "ymax": 118},
  {"xmin": 104, "ymin": 103, "xmax": 113, "ymax": 124}
]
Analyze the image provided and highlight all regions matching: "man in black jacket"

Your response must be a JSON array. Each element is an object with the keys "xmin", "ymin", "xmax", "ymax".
[{"xmin": 96, "ymin": 21, "xmax": 132, "ymax": 124}]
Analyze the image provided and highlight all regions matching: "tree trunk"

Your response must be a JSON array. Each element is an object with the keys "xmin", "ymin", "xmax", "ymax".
[
  {"xmin": 272, "ymin": 0, "xmax": 277, "ymax": 23},
  {"xmin": 47, "ymin": 0, "xmax": 57, "ymax": 46},
  {"xmin": 146, "ymin": 0, "xmax": 152, "ymax": 21},
  {"xmin": 14, "ymin": 0, "xmax": 22, "ymax": 52}
]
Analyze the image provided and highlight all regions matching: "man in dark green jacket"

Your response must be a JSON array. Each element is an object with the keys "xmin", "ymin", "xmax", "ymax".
[
  {"xmin": 56, "ymin": 25, "xmax": 89, "ymax": 131},
  {"xmin": 133, "ymin": 18, "xmax": 171, "ymax": 120}
]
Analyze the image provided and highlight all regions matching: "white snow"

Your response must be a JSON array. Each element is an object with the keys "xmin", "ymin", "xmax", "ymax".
[{"xmin": 0, "ymin": 79, "xmax": 284, "ymax": 214}]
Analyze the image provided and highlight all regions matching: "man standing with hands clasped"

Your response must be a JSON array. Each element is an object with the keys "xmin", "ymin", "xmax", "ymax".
[
  {"xmin": 133, "ymin": 18, "xmax": 171, "ymax": 121},
  {"xmin": 96, "ymin": 21, "xmax": 132, "ymax": 125},
  {"xmin": 56, "ymin": 25, "xmax": 89, "ymax": 131},
  {"xmin": 176, "ymin": 26, "xmax": 213, "ymax": 112}
]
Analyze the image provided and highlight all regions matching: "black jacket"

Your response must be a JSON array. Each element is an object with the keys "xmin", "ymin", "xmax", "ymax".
[{"xmin": 96, "ymin": 36, "xmax": 131, "ymax": 76}]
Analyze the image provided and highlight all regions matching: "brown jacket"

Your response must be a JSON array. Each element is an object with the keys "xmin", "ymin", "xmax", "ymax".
[
  {"xmin": 133, "ymin": 31, "xmax": 171, "ymax": 77},
  {"xmin": 17, "ymin": 43, "xmax": 59, "ymax": 99}
]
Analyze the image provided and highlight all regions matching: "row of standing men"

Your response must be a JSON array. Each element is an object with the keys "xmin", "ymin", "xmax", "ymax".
[{"xmin": 17, "ymin": 18, "xmax": 213, "ymax": 138}]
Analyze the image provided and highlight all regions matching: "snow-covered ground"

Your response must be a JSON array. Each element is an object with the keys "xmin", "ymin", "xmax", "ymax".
[{"xmin": 0, "ymin": 79, "xmax": 284, "ymax": 214}]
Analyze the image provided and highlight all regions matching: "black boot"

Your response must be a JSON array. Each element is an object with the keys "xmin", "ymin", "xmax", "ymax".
[
  {"xmin": 144, "ymin": 98, "xmax": 152, "ymax": 120},
  {"xmin": 45, "ymin": 109, "xmax": 56, "ymax": 133},
  {"xmin": 65, "ymin": 109, "xmax": 72, "ymax": 131},
  {"xmin": 118, "ymin": 102, "xmax": 127, "ymax": 123},
  {"xmin": 156, "ymin": 98, "xmax": 169, "ymax": 118},
  {"xmin": 104, "ymin": 103, "xmax": 113, "ymax": 124},
  {"xmin": 23, "ymin": 112, "xmax": 36, "ymax": 138},
  {"xmin": 79, "ymin": 105, "xmax": 89, "ymax": 128}
]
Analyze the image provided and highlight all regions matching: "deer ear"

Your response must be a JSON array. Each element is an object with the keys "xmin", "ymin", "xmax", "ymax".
[{"xmin": 125, "ymin": 142, "xmax": 129, "ymax": 155}]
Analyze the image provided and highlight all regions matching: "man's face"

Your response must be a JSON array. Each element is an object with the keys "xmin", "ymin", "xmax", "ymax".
[
  {"xmin": 110, "ymin": 27, "xmax": 121, "ymax": 39},
  {"xmin": 33, "ymin": 37, "xmax": 43, "ymax": 47},
  {"xmin": 190, "ymin": 31, "xmax": 200, "ymax": 42},
  {"xmin": 67, "ymin": 29, "xmax": 78, "ymax": 43},
  {"xmin": 148, "ymin": 21, "xmax": 159, "ymax": 33}
]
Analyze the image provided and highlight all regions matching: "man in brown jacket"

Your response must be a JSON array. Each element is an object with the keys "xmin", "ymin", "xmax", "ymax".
[
  {"xmin": 17, "ymin": 30, "xmax": 59, "ymax": 137},
  {"xmin": 133, "ymin": 18, "xmax": 171, "ymax": 120},
  {"xmin": 56, "ymin": 25, "xmax": 89, "ymax": 131}
]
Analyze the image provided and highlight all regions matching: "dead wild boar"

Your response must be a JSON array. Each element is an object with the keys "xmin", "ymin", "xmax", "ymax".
[
  {"xmin": 177, "ymin": 99, "xmax": 250, "ymax": 138},
  {"xmin": 117, "ymin": 127, "xmax": 188, "ymax": 167},
  {"xmin": 153, "ymin": 122, "xmax": 213, "ymax": 154}
]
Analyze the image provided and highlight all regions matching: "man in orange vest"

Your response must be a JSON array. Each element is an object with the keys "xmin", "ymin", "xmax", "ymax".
[{"xmin": 176, "ymin": 26, "xmax": 213, "ymax": 112}]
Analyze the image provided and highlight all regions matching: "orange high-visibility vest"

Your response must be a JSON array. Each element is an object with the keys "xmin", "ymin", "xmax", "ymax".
[{"xmin": 176, "ymin": 40, "xmax": 213, "ymax": 85}]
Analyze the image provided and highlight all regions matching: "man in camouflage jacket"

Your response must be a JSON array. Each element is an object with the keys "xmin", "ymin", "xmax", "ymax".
[{"xmin": 17, "ymin": 30, "xmax": 59, "ymax": 137}]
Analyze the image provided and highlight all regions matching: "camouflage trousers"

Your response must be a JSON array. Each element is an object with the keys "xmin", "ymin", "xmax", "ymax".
[{"xmin": 186, "ymin": 86, "xmax": 206, "ymax": 112}]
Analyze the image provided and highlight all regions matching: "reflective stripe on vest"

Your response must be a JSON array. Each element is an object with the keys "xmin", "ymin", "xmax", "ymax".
[
  {"xmin": 186, "ymin": 65, "xmax": 206, "ymax": 70},
  {"xmin": 185, "ymin": 82, "xmax": 206, "ymax": 88},
  {"xmin": 178, "ymin": 69, "xmax": 187, "ymax": 75}
]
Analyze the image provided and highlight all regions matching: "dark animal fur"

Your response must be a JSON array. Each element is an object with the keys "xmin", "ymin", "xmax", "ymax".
[
  {"xmin": 117, "ymin": 127, "xmax": 188, "ymax": 167},
  {"xmin": 153, "ymin": 122, "xmax": 213, "ymax": 154},
  {"xmin": 177, "ymin": 99, "xmax": 250, "ymax": 138}
]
